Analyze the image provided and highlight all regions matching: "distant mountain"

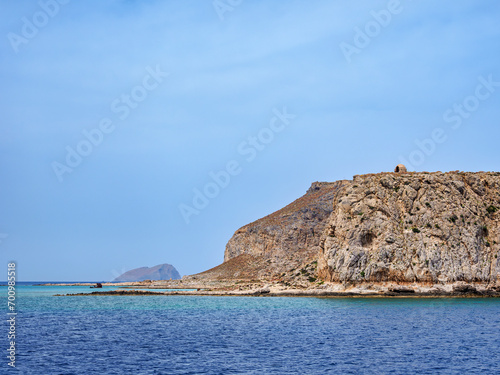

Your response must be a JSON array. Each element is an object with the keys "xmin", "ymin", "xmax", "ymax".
[{"xmin": 113, "ymin": 264, "xmax": 181, "ymax": 282}]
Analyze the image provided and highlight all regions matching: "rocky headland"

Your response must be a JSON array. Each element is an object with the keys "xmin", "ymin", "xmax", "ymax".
[
  {"xmin": 182, "ymin": 169, "xmax": 500, "ymax": 296},
  {"xmin": 57, "ymin": 169, "xmax": 500, "ymax": 297}
]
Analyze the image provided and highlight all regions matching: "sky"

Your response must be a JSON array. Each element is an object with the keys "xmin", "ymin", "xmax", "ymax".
[{"xmin": 1, "ymin": 0, "xmax": 500, "ymax": 281}]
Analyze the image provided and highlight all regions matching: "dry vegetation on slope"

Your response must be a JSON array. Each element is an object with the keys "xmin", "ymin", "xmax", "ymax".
[
  {"xmin": 187, "ymin": 171, "xmax": 500, "ymax": 291},
  {"xmin": 186, "ymin": 181, "xmax": 347, "ymax": 281}
]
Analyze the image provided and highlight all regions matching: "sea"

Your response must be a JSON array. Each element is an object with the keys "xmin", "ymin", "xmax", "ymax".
[{"xmin": 1, "ymin": 282, "xmax": 500, "ymax": 374}]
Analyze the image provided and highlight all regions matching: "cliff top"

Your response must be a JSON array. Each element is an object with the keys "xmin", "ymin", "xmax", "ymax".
[{"xmin": 236, "ymin": 180, "xmax": 347, "ymax": 232}]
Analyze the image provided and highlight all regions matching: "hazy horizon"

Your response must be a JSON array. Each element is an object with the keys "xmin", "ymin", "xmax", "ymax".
[{"xmin": 2, "ymin": 0, "xmax": 500, "ymax": 281}]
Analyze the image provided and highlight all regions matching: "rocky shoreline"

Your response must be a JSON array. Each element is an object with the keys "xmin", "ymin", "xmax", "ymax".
[
  {"xmin": 37, "ymin": 282, "xmax": 153, "ymax": 287},
  {"xmin": 52, "ymin": 280, "xmax": 500, "ymax": 298}
]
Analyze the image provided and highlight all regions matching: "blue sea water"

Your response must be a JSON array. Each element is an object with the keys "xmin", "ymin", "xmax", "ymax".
[{"xmin": 1, "ymin": 285, "xmax": 500, "ymax": 374}]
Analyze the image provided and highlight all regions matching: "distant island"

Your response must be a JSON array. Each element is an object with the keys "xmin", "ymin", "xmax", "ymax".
[{"xmin": 113, "ymin": 264, "xmax": 181, "ymax": 282}]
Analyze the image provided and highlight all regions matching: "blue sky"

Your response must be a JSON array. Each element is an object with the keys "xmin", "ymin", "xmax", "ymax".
[{"xmin": 1, "ymin": 0, "xmax": 500, "ymax": 281}]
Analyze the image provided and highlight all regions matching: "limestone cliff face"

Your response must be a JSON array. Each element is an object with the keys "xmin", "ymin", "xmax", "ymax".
[
  {"xmin": 193, "ymin": 171, "xmax": 500, "ymax": 285},
  {"xmin": 318, "ymin": 172, "xmax": 500, "ymax": 284},
  {"xmin": 224, "ymin": 181, "xmax": 347, "ymax": 263},
  {"xmin": 191, "ymin": 181, "xmax": 347, "ymax": 280}
]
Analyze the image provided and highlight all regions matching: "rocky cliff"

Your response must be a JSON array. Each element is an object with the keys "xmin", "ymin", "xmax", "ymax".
[
  {"xmin": 113, "ymin": 263, "xmax": 181, "ymax": 282},
  {"xmin": 188, "ymin": 181, "xmax": 347, "ymax": 280},
  {"xmin": 318, "ymin": 171, "xmax": 500, "ymax": 284},
  {"xmin": 198, "ymin": 171, "xmax": 500, "ymax": 288}
]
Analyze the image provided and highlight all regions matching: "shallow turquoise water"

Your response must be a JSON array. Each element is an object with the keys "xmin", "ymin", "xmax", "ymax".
[{"xmin": 2, "ymin": 286, "xmax": 500, "ymax": 374}]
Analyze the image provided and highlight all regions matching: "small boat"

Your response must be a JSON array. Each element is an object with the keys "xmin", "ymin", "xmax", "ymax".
[{"xmin": 90, "ymin": 283, "xmax": 103, "ymax": 289}]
